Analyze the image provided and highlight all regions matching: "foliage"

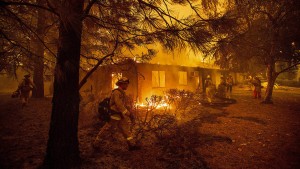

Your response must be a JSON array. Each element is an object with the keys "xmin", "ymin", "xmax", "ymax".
[
  {"xmin": 0, "ymin": 0, "xmax": 240, "ymax": 167},
  {"xmin": 133, "ymin": 89, "xmax": 202, "ymax": 142},
  {"xmin": 211, "ymin": 0, "xmax": 300, "ymax": 73},
  {"xmin": 207, "ymin": 0, "xmax": 300, "ymax": 102},
  {"xmin": 1, "ymin": 0, "xmax": 236, "ymax": 85},
  {"xmin": 129, "ymin": 90, "xmax": 207, "ymax": 168},
  {"xmin": 132, "ymin": 95, "xmax": 177, "ymax": 143},
  {"xmin": 0, "ymin": 0, "xmax": 57, "ymax": 75},
  {"xmin": 164, "ymin": 88, "xmax": 196, "ymax": 113}
]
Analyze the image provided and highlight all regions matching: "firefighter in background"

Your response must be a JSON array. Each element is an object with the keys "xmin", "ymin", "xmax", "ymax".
[
  {"xmin": 93, "ymin": 77, "xmax": 140, "ymax": 151},
  {"xmin": 226, "ymin": 75, "xmax": 234, "ymax": 98},
  {"xmin": 18, "ymin": 74, "xmax": 35, "ymax": 108},
  {"xmin": 251, "ymin": 76, "xmax": 262, "ymax": 99},
  {"xmin": 205, "ymin": 75, "xmax": 216, "ymax": 103},
  {"xmin": 217, "ymin": 77, "xmax": 227, "ymax": 98}
]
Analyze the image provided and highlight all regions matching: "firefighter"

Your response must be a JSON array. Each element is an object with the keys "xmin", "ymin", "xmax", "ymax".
[
  {"xmin": 93, "ymin": 77, "xmax": 140, "ymax": 151},
  {"xmin": 217, "ymin": 77, "xmax": 227, "ymax": 98},
  {"xmin": 226, "ymin": 75, "xmax": 234, "ymax": 98},
  {"xmin": 205, "ymin": 75, "xmax": 216, "ymax": 103},
  {"xmin": 18, "ymin": 74, "xmax": 35, "ymax": 108},
  {"xmin": 251, "ymin": 76, "xmax": 262, "ymax": 99}
]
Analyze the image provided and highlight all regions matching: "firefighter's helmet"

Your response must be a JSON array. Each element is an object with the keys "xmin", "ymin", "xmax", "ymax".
[{"xmin": 116, "ymin": 77, "xmax": 130, "ymax": 86}]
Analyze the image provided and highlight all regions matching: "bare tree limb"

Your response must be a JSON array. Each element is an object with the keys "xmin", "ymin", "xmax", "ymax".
[
  {"xmin": 4, "ymin": 7, "xmax": 57, "ymax": 58},
  {"xmin": 0, "ymin": 29, "xmax": 55, "ymax": 64},
  {"xmin": 137, "ymin": 0, "xmax": 190, "ymax": 27},
  {"xmin": 186, "ymin": 0, "xmax": 208, "ymax": 21},
  {"xmin": 276, "ymin": 61, "xmax": 300, "ymax": 75},
  {"xmin": 79, "ymin": 38, "xmax": 119, "ymax": 89},
  {"xmin": 1, "ymin": 0, "xmax": 58, "ymax": 16},
  {"xmin": 82, "ymin": 0, "xmax": 97, "ymax": 19}
]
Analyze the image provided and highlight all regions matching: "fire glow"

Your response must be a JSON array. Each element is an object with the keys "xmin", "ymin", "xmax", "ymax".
[{"xmin": 135, "ymin": 100, "xmax": 171, "ymax": 110}]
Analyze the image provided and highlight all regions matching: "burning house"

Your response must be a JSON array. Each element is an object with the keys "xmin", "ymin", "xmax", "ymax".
[{"xmin": 81, "ymin": 58, "xmax": 229, "ymax": 104}]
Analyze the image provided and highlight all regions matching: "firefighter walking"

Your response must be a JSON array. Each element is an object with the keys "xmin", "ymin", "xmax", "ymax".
[
  {"xmin": 205, "ymin": 75, "xmax": 216, "ymax": 103},
  {"xmin": 17, "ymin": 74, "xmax": 35, "ymax": 108},
  {"xmin": 93, "ymin": 77, "xmax": 140, "ymax": 151},
  {"xmin": 251, "ymin": 76, "xmax": 262, "ymax": 99}
]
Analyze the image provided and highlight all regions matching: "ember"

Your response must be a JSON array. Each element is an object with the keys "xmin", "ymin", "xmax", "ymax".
[{"xmin": 135, "ymin": 99, "xmax": 171, "ymax": 110}]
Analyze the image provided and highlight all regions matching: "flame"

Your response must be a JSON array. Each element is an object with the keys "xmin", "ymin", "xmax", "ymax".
[{"xmin": 135, "ymin": 99, "xmax": 171, "ymax": 110}]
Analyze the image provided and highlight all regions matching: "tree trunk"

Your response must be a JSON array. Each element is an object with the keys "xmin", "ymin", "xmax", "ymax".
[
  {"xmin": 263, "ymin": 62, "xmax": 278, "ymax": 104},
  {"xmin": 43, "ymin": 1, "xmax": 84, "ymax": 168},
  {"xmin": 32, "ymin": 0, "xmax": 45, "ymax": 98}
]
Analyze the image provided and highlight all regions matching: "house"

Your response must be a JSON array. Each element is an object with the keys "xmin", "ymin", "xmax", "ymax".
[{"xmin": 83, "ymin": 59, "xmax": 228, "ymax": 103}]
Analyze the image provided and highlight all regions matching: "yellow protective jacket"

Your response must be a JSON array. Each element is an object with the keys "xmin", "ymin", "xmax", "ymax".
[{"xmin": 109, "ymin": 88, "xmax": 129, "ymax": 120}]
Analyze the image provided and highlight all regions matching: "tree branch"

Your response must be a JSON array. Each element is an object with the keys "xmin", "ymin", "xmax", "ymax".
[
  {"xmin": 186, "ymin": 0, "xmax": 208, "ymax": 21},
  {"xmin": 137, "ymin": 0, "xmax": 190, "ymax": 27},
  {"xmin": 82, "ymin": 0, "xmax": 97, "ymax": 20},
  {"xmin": 79, "ymin": 39, "xmax": 119, "ymax": 90},
  {"xmin": 0, "ymin": 29, "xmax": 55, "ymax": 64},
  {"xmin": 4, "ymin": 7, "xmax": 57, "ymax": 58},
  {"xmin": 276, "ymin": 61, "xmax": 300, "ymax": 75},
  {"xmin": 1, "ymin": 0, "xmax": 58, "ymax": 16}
]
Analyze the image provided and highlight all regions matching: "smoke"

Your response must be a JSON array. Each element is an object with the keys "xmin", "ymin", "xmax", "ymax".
[{"xmin": 149, "ymin": 44, "xmax": 214, "ymax": 68}]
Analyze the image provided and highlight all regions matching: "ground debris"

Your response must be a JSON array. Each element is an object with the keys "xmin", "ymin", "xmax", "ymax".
[{"xmin": 1, "ymin": 87, "xmax": 300, "ymax": 169}]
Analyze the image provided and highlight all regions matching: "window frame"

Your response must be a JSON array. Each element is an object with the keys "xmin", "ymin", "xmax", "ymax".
[
  {"xmin": 152, "ymin": 70, "xmax": 166, "ymax": 88},
  {"xmin": 178, "ymin": 71, "xmax": 188, "ymax": 85}
]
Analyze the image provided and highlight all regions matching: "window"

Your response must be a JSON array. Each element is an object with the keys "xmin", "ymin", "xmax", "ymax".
[
  {"xmin": 178, "ymin": 71, "xmax": 187, "ymax": 85},
  {"xmin": 190, "ymin": 71, "xmax": 199, "ymax": 77},
  {"xmin": 152, "ymin": 71, "xmax": 165, "ymax": 87},
  {"xmin": 111, "ymin": 72, "xmax": 122, "ymax": 89}
]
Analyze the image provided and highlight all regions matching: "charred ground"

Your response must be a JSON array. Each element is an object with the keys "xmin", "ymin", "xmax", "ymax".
[{"xmin": 0, "ymin": 87, "xmax": 300, "ymax": 169}]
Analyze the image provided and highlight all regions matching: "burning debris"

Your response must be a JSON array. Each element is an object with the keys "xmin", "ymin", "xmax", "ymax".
[{"xmin": 135, "ymin": 95, "xmax": 171, "ymax": 111}]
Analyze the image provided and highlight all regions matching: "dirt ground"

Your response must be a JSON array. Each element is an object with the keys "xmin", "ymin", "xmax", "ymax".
[{"xmin": 0, "ymin": 87, "xmax": 299, "ymax": 169}]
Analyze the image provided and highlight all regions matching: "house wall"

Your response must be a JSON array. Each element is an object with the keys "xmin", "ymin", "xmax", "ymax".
[
  {"xmin": 83, "ymin": 66, "xmax": 113, "ymax": 99},
  {"xmin": 87, "ymin": 63, "xmax": 139, "ymax": 101},
  {"xmin": 136, "ymin": 63, "xmax": 206, "ymax": 103},
  {"xmin": 234, "ymin": 73, "xmax": 246, "ymax": 84},
  {"xmin": 89, "ymin": 62, "xmax": 225, "ymax": 103}
]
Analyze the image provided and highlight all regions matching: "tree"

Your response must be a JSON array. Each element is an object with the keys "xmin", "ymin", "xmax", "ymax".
[
  {"xmin": 1, "ymin": 0, "xmax": 229, "ymax": 168},
  {"xmin": 0, "ymin": 0, "xmax": 56, "ymax": 96},
  {"xmin": 0, "ymin": 0, "xmax": 34, "ymax": 75},
  {"xmin": 42, "ymin": 0, "xmax": 84, "ymax": 168},
  {"xmin": 32, "ymin": 0, "xmax": 46, "ymax": 98},
  {"xmin": 210, "ymin": 0, "xmax": 300, "ymax": 103}
]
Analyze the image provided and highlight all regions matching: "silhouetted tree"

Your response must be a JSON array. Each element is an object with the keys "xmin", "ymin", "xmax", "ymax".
[
  {"xmin": 1, "ymin": 0, "xmax": 230, "ymax": 168},
  {"xmin": 0, "ymin": 0, "xmax": 56, "ymax": 96},
  {"xmin": 32, "ymin": 0, "xmax": 46, "ymax": 98},
  {"xmin": 210, "ymin": 0, "xmax": 300, "ymax": 103}
]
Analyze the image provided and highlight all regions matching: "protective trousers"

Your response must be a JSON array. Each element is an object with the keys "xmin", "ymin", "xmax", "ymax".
[
  {"xmin": 206, "ymin": 86, "xmax": 215, "ymax": 103},
  {"xmin": 253, "ymin": 90, "xmax": 261, "ymax": 98},
  {"xmin": 94, "ymin": 116, "xmax": 134, "ymax": 147},
  {"xmin": 20, "ymin": 91, "xmax": 30, "ymax": 107}
]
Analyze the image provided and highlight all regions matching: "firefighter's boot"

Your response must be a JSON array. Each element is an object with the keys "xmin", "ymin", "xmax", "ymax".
[
  {"xmin": 128, "ymin": 144, "xmax": 141, "ymax": 151},
  {"xmin": 126, "ymin": 138, "xmax": 141, "ymax": 151}
]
